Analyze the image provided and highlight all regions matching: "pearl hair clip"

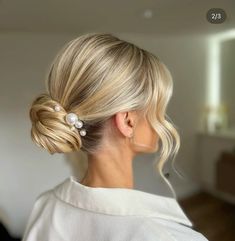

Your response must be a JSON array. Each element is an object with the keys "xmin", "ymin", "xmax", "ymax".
[{"xmin": 54, "ymin": 104, "xmax": 87, "ymax": 137}]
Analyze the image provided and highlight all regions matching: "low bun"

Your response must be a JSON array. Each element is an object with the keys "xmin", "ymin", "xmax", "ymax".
[{"xmin": 29, "ymin": 93, "xmax": 82, "ymax": 154}]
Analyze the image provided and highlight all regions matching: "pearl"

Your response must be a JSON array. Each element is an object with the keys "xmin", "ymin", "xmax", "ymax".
[
  {"xmin": 75, "ymin": 120, "xmax": 83, "ymax": 128},
  {"xmin": 65, "ymin": 113, "xmax": 78, "ymax": 125},
  {"xmin": 80, "ymin": 129, "xmax": 86, "ymax": 136},
  {"xmin": 54, "ymin": 105, "xmax": 61, "ymax": 112}
]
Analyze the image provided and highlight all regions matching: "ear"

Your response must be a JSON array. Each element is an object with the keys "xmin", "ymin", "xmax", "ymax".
[{"xmin": 114, "ymin": 111, "xmax": 136, "ymax": 138}]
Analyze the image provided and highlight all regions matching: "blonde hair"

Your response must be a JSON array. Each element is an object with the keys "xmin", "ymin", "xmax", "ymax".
[{"xmin": 29, "ymin": 32, "xmax": 182, "ymax": 198}]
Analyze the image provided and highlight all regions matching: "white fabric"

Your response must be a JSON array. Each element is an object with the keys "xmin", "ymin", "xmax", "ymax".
[{"xmin": 22, "ymin": 175, "xmax": 209, "ymax": 241}]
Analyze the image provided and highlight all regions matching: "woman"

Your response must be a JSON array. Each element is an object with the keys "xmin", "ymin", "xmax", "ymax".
[{"xmin": 22, "ymin": 33, "xmax": 208, "ymax": 241}]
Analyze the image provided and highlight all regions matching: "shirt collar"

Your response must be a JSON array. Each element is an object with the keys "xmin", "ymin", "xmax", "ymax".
[{"xmin": 53, "ymin": 175, "xmax": 193, "ymax": 227}]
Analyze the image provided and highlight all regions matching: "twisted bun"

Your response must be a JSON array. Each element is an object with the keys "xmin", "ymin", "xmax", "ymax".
[{"xmin": 29, "ymin": 93, "xmax": 82, "ymax": 154}]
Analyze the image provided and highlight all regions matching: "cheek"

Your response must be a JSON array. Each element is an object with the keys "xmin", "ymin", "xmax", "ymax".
[
  {"xmin": 153, "ymin": 129, "xmax": 159, "ymax": 141},
  {"xmin": 147, "ymin": 120, "xmax": 159, "ymax": 147},
  {"xmin": 150, "ymin": 126, "xmax": 158, "ymax": 146},
  {"xmin": 133, "ymin": 118, "xmax": 149, "ymax": 144},
  {"xmin": 139, "ymin": 118, "xmax": 158, "ymax": 146}
]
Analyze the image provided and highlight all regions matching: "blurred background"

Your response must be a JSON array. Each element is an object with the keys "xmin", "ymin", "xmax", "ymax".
[{"xmin": 0, "ymin": 0, "xmax": 235, "ymax": 240}]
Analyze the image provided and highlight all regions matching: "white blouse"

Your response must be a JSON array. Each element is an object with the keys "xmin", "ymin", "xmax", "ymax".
[{"xmin": 22, "ymin": 175, "xmax": 209, "ymax": 241}]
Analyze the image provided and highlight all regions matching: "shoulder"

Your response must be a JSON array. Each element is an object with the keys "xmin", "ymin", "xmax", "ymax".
[
  {"xmin": 25, "ymin": 189, "xmax": 54, "ymax": 224},
  {"xmin": 22, "ymin": 189, "xmax": 55, "ymax": 241},
  {"xmin": 33, "ymin": 189, "xmax": 54, "ymax": 208},
  {"xmin": 131, "ymin": 218, "xmax": 209, "ymax": 241}
]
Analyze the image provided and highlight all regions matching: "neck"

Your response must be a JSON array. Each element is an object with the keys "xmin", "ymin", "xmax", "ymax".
[{"xmin": 80, "ymin": 151, "xmax": 134, "ymax": 189}]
